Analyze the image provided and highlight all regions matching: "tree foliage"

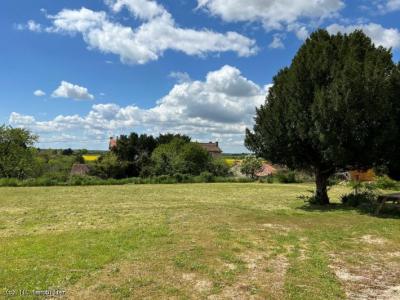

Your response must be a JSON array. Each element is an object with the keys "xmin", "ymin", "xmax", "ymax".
[
  {"xmin": 151, "ymin": 138, "xmax": 211, "ymax": 176},
  {"xmin": 387, "ymin": 63, "xmax": 400, "ymax": 180},
  {"xmin": 240, "ymin": 156, "xmax": 263, "ymax": 179},
  {"xmin": 113, "ymin": 133, "xmax": 158, "ymax": 162},
  {"xmin": 246, "ymin": 30, "xmax": 398, "ymax": 204},
  {"xmin": 89, "ymin": 152, "xmax": 129, "ymax": 179},
  {"xmin": 156, "ymin": 133, "xmax": 191, "ymax": 145},
  {"xmin": 110, "ymin": 133, "xmax": 193, "ymax": 177},
  {"xmin": 62, "ymin": 148, "xmax": 74, "ymax": 156},
  {"xmin": 0, "ymin": 126, "xmax": 38, "ymax": 179}
]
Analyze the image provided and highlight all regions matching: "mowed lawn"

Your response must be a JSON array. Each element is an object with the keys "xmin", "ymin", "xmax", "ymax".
[{"xmin": 1, "ymin": 183, "xmax": 399, "ymax": 299}]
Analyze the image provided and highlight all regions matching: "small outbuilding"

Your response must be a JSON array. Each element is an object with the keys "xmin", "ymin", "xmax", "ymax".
[
  {"xmin": 198, "ymin": 142, "xmax": 223, "ymax": 158},
  {"xmin": 70, "ymin": 164, "xmax": 90, "ymax": 176}
]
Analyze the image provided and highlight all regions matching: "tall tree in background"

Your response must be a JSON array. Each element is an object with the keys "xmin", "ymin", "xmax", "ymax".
[
  {"xmin": 151, "ymin": 138, "xmax": 210, "ymax": 176},
  {"xmin": 113, "ymin": 133, "xmax": 158, "ymax": 161},
  {"xmin": 111, "ymin": 132, "xmax": 192, "ymax": 177},
  {"xmin": 113, "ymin": 133, "xmax": 191, "ymax": 162},
  {"xmin": 0, "ymin": 126, "xmax": 38, "ymax": 179},
  {"xmin": 246, "ymin": 30, "xmax": 398, "ymax": 204},
  {"xmin": 157, "ymin": 133, "xmax": 191, "ymax": 145}
]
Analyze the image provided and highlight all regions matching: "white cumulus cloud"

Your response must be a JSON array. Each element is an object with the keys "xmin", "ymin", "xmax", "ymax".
[
  {"xmin": 15, "ymin": 20, "xmax": 42, "ymax": 32},
  {"xmin": 29, "ymin": 2, "xmax": 257, "ymax": 65},
  {"xmin": 10, "ymin": 66, "xmax": 269, "ymax": 152},
  {"xmin": 33, "ymin": 90, "xmax": 46, "ymax": 97},
  {"xmin": 386, "ymin": 0, "xmax": 400, "ymax": 11},
  {"xmin": 269, "ymin": 34, "xmax": 286, "ymax": 49},
  {"xmin": 106, "ymin": 0, "xmax": 165, "ymax": 20},
  {"xmin": 169, "ymin": 71, "xmax": 191, "ymax": 83},
  {"xmin": 373, "ymin": 0, "xmax": 400, "ymax": 13},
  {"xmin": 327, "ymin": 23, "xmax": 400, "ymax": 50},
  {"xmin": 51, "ymin": 81, "xmax": 95, "ymax": 101},
  {"xmin": 197, "ymin": 0, "xmax": 344, "ymax": 30}
]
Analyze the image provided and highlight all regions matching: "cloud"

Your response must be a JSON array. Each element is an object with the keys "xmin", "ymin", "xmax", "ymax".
[
  {"xmin": 197, "ymin": 0, "xmax": 344, "ymax": 31},
  {"xmin": 386, "ymin": 0, "xmax": 400, "ymax": 11},
  {"xmin": 269, "ymin": 34, "xmax": 286, "ymax": 49},
  {"xmin": 33, "ymin": 90, "xmax": 46, "ymax": 97},
  {"xmin": 9, "ymin": 113, "xmax": 36, "ymax": 126},
  {"xmin": 51, "ymin": 81, "xmax": 95, "ymax": 100},
  {"xmin": 169, "ymin": 71, "xmax": 191, "ymax": 83},
  {"xmin": 106, "ymin": 0, "xmax": 165, "ymax": 20},
  {"xmin": 29, "ymin": 3, "xmax": 257, "ymax": 65},
  {"xmin": 327, "ymin": 23, "xmax": 400, "ymax": 50},
  {"xmin": 15, "ymin": 20, "xmax": 42, "ymax": 32},
  {"xmin": 10, "ymin": 66, "xmax": 269, "ymax": 152},
  {"xmin": 372, "ymin": 0, "xmax": 400, "ymax": 13}
]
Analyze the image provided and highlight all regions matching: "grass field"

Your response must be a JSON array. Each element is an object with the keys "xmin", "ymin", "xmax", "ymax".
[{"xmin": 1, "ymin": 183, "xmax": 399, "ymax": 299}]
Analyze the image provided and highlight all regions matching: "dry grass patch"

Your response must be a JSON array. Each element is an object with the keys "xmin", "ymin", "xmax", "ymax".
[{"xmin": 329, "ymin": 250, "xmax": 400, "ymax": 299}]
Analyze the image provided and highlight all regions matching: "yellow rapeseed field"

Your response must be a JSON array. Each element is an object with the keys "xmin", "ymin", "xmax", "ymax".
[{"xmin": 83, "ymin": 155, "xmax": 100, "ymax": 162}]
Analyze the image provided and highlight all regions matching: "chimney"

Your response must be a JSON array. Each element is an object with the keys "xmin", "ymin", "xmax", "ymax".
[{"xmin": 215, "ymin": 141, "xmax": 218, "ymax": 147}]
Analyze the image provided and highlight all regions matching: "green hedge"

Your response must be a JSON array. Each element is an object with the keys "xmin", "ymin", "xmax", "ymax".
[{"xmin": 0, "ymin": 175, "xmax": 254, "ymax": 187}]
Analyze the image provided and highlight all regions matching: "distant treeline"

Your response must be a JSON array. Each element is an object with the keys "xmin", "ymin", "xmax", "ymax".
[{"xmin": 0, "ymin": 126, "xmax": 229, "ymax": 182}]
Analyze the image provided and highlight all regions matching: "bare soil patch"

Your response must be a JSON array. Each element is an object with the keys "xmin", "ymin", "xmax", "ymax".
[
  {"xmin": 208, "ymin": 251, "xmax": 289, "ymax": 300},
  {"xmin": 330, "ymin": 254, "xmax": 400, "ymax": 300},
  {"xmin": 360, "ymin": 235, "xmax": 387, "ymax": 245}
]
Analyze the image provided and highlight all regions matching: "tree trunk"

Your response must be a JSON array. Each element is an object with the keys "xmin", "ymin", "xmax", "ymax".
[{"xmin": 315, "ymin": 169, "xmax": 330, "ymax": 205}]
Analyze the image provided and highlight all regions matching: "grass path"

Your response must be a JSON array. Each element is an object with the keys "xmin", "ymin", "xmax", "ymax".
[{"xmin": 1, "ymin": 183, "xmax": 399, "ymax": 299}]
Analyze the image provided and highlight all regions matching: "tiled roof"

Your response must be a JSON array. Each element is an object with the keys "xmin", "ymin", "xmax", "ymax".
[
  {"xmin": 109, "ymin": 137, "xmax": 117, "ymax": 149},
  {"xmin": 256, "ymin": 163, "xmax": 277, "ymax": 177},
  {"xmin": 71, "ymin": 164, "xmax": 90, "ymax": 176},
  {"xmin": 198, "ymin": 142, "xmax": 222, "ymax": 153}
]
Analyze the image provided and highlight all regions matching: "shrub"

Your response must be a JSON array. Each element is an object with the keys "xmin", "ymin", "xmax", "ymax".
[
  {"xmin": 0, "ymin": 173, "xmax": 258, "ymax": 187},
  {"xmin": 374, "ymin": 176, "xmax": 399, "ymax": 190},
  {"xmin": 153, "ymin": 175, "xmax": 176, "ymax": 184},
  {"xmin": 275, "ymin": 170, "xmax": 297, "ymax": 183},
  {"xmin": 173, "ymin": 173, "xmax": 191, "ymax": 183},
  {"xmin": 0, "ymin": 178, "xmax": 19, "ymax": 187},
  {"xmin": 266, "ymin": 176, "xmax": 274, "ymax": 183},
  {"xmin": 240, "ymin": 156, "xmax": 263, "ymax": 179},
  {"xmin": 90, "ymin": 153, "xmax": 130, "ymax": 179},
  {"xmin": 341, "ymin": 190, "xmax": 377, "ymax": 212},
  {"xmin": 198, "ymin": 171, "xmax": 214, "ymax": 183},
  {"xmin": 209, "ymin": 158, "xmax": 230, "ymax": 177}
]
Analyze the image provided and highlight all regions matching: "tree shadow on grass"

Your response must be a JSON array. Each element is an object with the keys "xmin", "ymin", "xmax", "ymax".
[{"xmin": 297, "ymin": 202, "xmax": 400, "ymax": 219}]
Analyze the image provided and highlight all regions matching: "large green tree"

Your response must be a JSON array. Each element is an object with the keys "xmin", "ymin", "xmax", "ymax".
[
  {"xmin": 0, "ymin": 126, "xmax": 38, "ymax": 179},
  {"xmin": 112, "ymin": 132, "xmax": 192, "ymax": 177},
  {"xmin": 246, "ymin": 30, "xmax": 398, "ymax": 204},
  {"xmin": 387, "ymin": 63, "xmax": 400, "ymax": 180},
  {"xmin": 151, "ymin": 138, "xmax": 211, "ymax": 176}
]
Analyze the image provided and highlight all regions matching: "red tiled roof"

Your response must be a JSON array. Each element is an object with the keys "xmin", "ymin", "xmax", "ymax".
[
  {"xmin": 109, "ymin": 137, "xmax": 117, "ymax": 149},
  {"xmin": 256, "ymin": 163, "xmax": 277, "ymax": 177},
  {"xmin": 198, "ymin": 142, "xmax": 222, "ymax": 153}
]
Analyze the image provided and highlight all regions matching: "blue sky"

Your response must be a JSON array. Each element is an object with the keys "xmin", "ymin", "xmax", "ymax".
[{"xmin": 1, "ymin": 0, "xmax": 400, "ymax": 152}]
